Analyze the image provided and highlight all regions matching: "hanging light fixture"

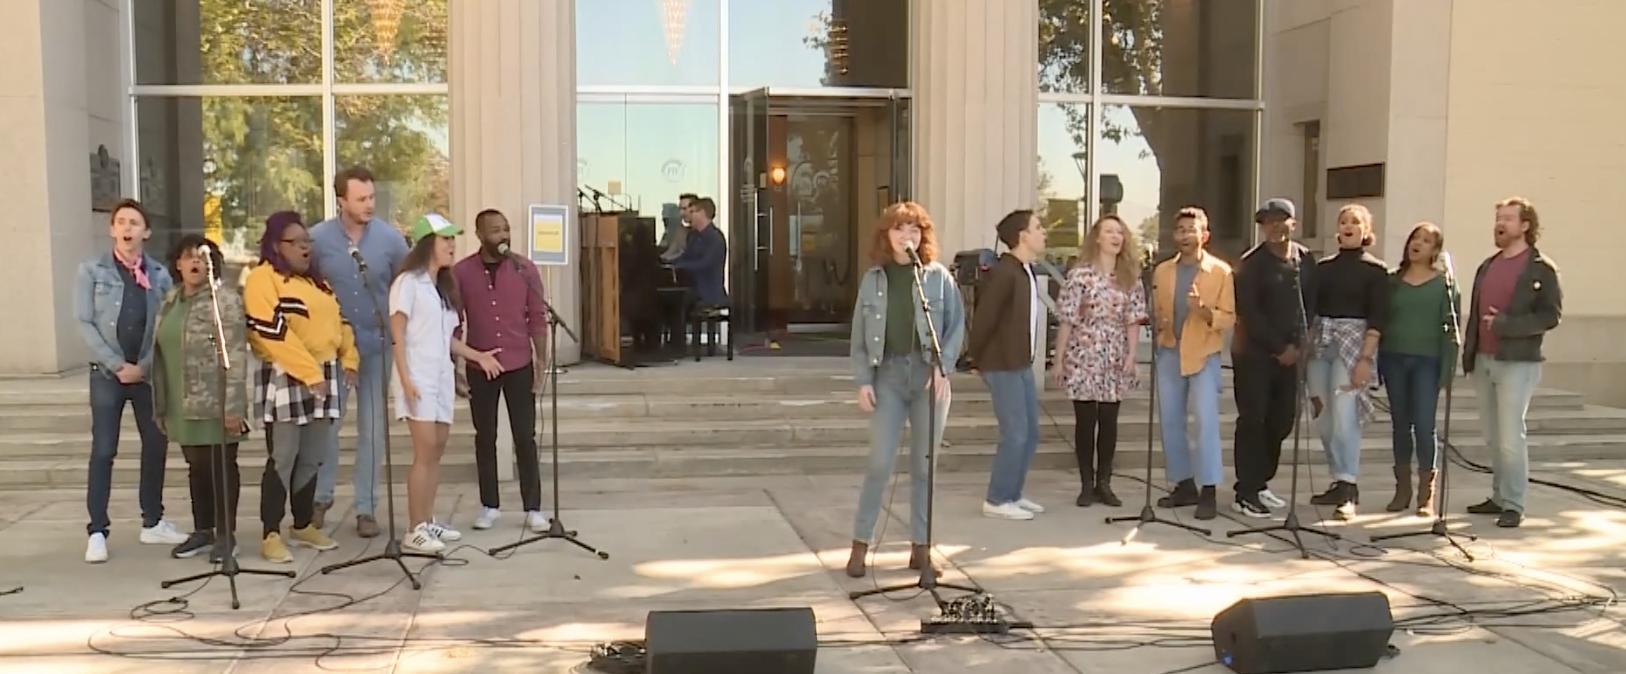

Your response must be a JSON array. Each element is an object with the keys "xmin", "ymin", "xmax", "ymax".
[
  {"xmin": 658, "ymin": 0, "xmax": 692, "ymax": 65},
  {"xmin": 368, "ymin": 0, "xmax": 406, "ymax": 62}
]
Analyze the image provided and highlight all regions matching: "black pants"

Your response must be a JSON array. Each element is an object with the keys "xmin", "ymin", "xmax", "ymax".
[
  {"xmin": 1073, "ymin": 401, "xmax": 1120, "ymax": 488},
  {"xmin": 182, "ymin": 443, "xmax": 240, "ymax": 532},
  {"xmin": 469, "ymin": 364, "xmax": 543, "ymax": 512},
  {"xmin": 1232, "ymin": 352, "xmax": 1299, "ymax": 496}
]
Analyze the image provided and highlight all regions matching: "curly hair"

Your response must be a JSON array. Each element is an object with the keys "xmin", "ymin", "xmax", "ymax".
[
  {"xmin": 1079, "ymin": 215, "xmax": 1140, "ymax": 290},
  {"xmin": 869, "ymin": 201, "xmax": 939, "ymax": 266}
]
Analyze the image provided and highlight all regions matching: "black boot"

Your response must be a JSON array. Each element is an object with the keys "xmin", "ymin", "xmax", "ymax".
[
  {"xmin": 1094, "ymin": 482, "xmax": 1122, "ymax": 507},
  {"xmin": 1310, "ymin": 482, "xmax": 1344, "ymax": 506},
  {"xmin": 1194, "ymin": 487, "xmax": 1218, "ymax": 520},
  {"xmin": 1157, "ymin": 479, "xmax": 1199, "ymax": 508}
]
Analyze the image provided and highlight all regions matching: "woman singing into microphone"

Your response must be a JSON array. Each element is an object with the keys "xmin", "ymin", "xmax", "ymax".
[
  {"xmin": 152, "ymin": 235, "xmax": 248, "ymax": 560},
  {"xmin": 391, "ymin": 214, "xmax": 502, "ymax": 554},
  {"xmin": 1378, "ymin": 222, "xmax": 1460, "ymax": 516},
  {"xmin": 844, "ymin": 202, "xmax": 964, "ymax": 579}
]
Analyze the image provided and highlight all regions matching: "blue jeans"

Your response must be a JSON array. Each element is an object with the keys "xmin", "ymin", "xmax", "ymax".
[
  {"xmin": 319, "ymin": 350, "xmax": 387, "ymax": 516},
  {"xmin": 1379, "ymin": 352, "xmax": 1440, "ymax": 471},
  {"xmin": 983, "ymin": 368, "xmax": 1039, "ymax": 505},
  {"xmin": 852, "ymin": 355, "xmax": 948, "ymax": 544},
  {"xmin": 1472, "ymin": 356, "xmax": 1540, "ymax": 513},
  {"xmin": 1307, "ymin": 353, "xmax": 1363, "ymax": 483},
  {"xmin": 1156, "ymin": 349, "xmax": 1223, "ymax": 487},
  {"xmin": 86, "ymin": 370, "xmax": 169, "ymax": 536}
]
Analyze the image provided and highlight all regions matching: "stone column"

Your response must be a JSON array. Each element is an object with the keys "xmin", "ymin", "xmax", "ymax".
[
  {"xmin": 909, "ymin": 0, "xmax": 1039, "ymax": 256},
  {"xmin": 449, "ymin": 0, "xmax": 578, "ymax": 481}
]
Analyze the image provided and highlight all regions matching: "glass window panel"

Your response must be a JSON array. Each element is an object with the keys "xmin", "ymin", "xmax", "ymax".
[
  {"xmin": 577, "ymin": 99, "xmax": 719, "ymax": 228},
  {"xmin": 334, "ymin": 0, "xmax": 449, "ymax": 83},
  {"xmin": 1101, "ymin": 0, "xmax": 1258, "ymax": 99},
  {"xmin": 1037, "ymin": 103, "xmax": 1092, "ymax": 264},
  {"xmin": 335, "ymin": 95, "xmax": 451, "ymax": 234},
  {"xmin": 730, "ymin": 0, "xmax": 907, "ymax": 89},
  {"xmin": 1038, "ymin": 0, "xmax": 1091, "ymax": 94},
  {"xmin": 133, "ymin": 0, "xmax": 322, "ymax": 85},
  {"xmin": 576, "ymin": 0, "xmax": 721, "ymax": 87},
  {"xmin": 136, "ymin": 97, "xmax": 325, "ymax": 261},
  {"xmin": 1099, "ymin": 104, "xmax": 1256, "ymax": 261}
]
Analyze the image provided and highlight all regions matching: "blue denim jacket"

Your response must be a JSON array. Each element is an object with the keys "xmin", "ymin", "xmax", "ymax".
[
  {"xmin": 74, "ymin": 252, "xmax": 175, "ymax": 376},
  {"xmin": 849, "ymin": 262, "xmax": 965, "ymax": 386}
]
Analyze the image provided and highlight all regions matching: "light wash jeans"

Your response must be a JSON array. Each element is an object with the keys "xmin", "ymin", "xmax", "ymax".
[
  {"xmin": 1156, "ymin": 349, "xmax": 1224, "ymax": 487},
  {"xmin": 318, "ymin": 350, "xmax": 388, "ymax": 516},
  {"xmin": 983, "ymin": 367, "xmax": 1039, "ymax": 505},
  {"xmin": 1472, "ymin": 355, "xmax": 1541, "ymax": 513},
  {"xmin": 1307, "ymin": 353, "xmax": 1363, "ymax": 483},
  {"xmin": 852, "ymin": 355, "xmax": 949, "ymax": 544}
]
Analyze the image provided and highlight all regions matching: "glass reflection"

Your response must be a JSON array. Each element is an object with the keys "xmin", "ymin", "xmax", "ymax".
[
  {"xmin": 576, "ymin": 0, "xmax": 721, "ymax": 87},
  {"xmin": 1038, "ymin": 0, "xmax": 1091, "ymax": 93},
  {"xmin": 577, "ymin": 100, "xmax": 720, "ymax": 226},
  {"xmin": 1038, "ymin": 103, "xmax": 1092, "ymax": 263},
  {"xmin": 1041, "ymin": 0, "xmax": 1258, "ymax": 99},
  {"xmin": 336, "ymin": 95, "xmax": 451, "ymax": 234},
  {"xmin": 1097, "ymin": 104, "xmax": 1257, "ymax": 261},
  {"xmin": 134, "ymin": 0, "xmax": 322, "ymax": 85},
  {"xmin": 334, "ymin": 0, "xmax": 449, "ymax": 83},
  {"xmin": 136, "ymin": 97, "xmax": 325, "ymax": 261},
  {"xmin": 730, "ymin": 0, "xmax": 907, "ymax": 88}
]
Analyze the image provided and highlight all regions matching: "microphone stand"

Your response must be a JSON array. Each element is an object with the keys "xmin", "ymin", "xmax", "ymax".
[
  {"xmin": 1370, "ymin": 257, "xmax": 1476, "ymax": 560},
  {"xmin": 850, "ymin": 250, "xmax": 980, "ymax": 608},
  {"xmin": 1108, "ymin": 257, "xmax": 1212, "ymax": 538},
  {"xmin": 1229, "ymin": 245, "xmax": 1340, "ymax": 559},
  {"xmin": 163, "ymin": 253, "xmax": 294, "ymax": 608},
  {"xmin": 321, "ymin": 251, "xmax": 440, "ymax": 589},
  {"xmin": 490, "ymin": 258, "xmax": 610, "ymax": 560}
]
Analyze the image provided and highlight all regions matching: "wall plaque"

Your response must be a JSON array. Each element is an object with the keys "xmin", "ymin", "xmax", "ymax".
[{"xmin": 1326, "ymin": 163, "xmax": 1385, "ymax": 199}]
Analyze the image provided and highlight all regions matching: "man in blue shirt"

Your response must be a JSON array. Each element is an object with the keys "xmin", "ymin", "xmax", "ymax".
[
  {"xmin": 309, "ymin": 167, "xmax": 408, "ymax": 538},
  {"xmin": 671, "ymin": 196, "xmax": 727, "ymax": 308}
]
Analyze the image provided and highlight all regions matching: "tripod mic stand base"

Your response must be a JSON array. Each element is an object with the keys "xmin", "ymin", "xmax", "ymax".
[
  {"xmin": 487, "ymin": 517, "xmax": 610, "ymax": 559},
  {"xmin": 319, "ymin": 538, "xmax": 442, "ymax": 591},
  {"xmin": 1370, "ymin": 518, "xmax": 1477, "ymax": 561},
  {"xmin": 161, "ymin": 541, "xmax": 297, "ymax": 610},
  {"xmin": 1228, "ymin": 510, "xmax": 1341, "ymax": 560},
  {"xmin": 1106, "ymin": 504, "xmax": 1213, "ymax": 537}
]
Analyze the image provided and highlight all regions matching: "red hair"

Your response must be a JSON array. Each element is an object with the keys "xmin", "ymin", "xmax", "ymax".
[{"xmin": 869, "ymin": 201, "xmax": 939, "ymax": 265}]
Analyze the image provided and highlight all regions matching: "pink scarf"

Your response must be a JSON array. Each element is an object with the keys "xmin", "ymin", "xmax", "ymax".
[{"xmin": 113, "ymin": 248, "xmax": 151, "ymax": 290}]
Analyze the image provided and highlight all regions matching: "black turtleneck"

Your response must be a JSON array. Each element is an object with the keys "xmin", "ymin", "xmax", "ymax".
[{"xmin": 1314, "ymin": 248, "xmax": 1389, "ymax": 333}]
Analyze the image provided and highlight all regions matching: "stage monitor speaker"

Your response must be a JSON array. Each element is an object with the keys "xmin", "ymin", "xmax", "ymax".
[
  {"xmin": 1211, "ymin": 592, "xmax": 1394, "ymax": 673},
  {"xmin": 645, "ymin": 607, "xmax": 817, "ymax": 674}
]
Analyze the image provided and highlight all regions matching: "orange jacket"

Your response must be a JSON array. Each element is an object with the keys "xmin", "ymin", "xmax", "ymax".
[{"xmin": 1152, "ymin": 251, "xmax": 1236, "ymax": 376}]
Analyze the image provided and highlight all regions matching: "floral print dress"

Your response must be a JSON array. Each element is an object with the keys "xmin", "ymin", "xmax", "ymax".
[{"xmin": 1057, "ymin": 264, "xmax": 1147, "ymax": 402}]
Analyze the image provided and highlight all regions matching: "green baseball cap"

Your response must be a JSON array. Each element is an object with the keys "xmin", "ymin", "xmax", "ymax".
[{"xmin": 411, "ymin": 213, "xmax": 462, "ymax": 243}]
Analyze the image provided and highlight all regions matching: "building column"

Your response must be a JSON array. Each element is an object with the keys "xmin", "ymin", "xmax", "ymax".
[
  {"xmin": 909, "ymin": 0, "xmax": 1038, "ymax": 256},
  {"xmin": 449, "ymin": 0, "xmax": 580, "ymax": 366}
]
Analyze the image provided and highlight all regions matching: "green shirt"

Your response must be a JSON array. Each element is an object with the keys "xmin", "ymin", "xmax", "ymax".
[
  {"xmin": 157, "ymin": 292, "xmax": 228, "ymax": 447},
  {"xmin": 883, "ymin": 264, "xmax": 918, "ymax": 357},
  {"xmin": 1382, "ymin": 274, "xmax": 1449, "ymax": 357}
]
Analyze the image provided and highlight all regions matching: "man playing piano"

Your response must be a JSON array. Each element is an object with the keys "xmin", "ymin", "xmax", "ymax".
[{"xmin": 671, "ymin": 197, "xmax": 728, "ymax": 310}]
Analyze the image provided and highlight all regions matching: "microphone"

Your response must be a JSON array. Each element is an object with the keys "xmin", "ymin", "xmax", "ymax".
[
  {"xmin": 349, "ymin": 246, "xmax": 368, "ymax": 273},
  {"xmin": 903, "ymin": 240, "xmax": 922, "ymax": 266},
  {"xmin": 1440, "ymin": 251, "xmax": 1456, "ymax": 282},
  {"xmin": 497, "ymin": 241, "xmax": 527, "ymax": 274}
]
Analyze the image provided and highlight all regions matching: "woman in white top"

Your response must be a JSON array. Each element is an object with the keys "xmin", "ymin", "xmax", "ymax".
[{"xmin": 391, "ymin": 214, "xmax": 502, "ymax": 554}]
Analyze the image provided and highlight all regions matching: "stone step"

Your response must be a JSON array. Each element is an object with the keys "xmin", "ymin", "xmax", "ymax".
[
  {"xmin": 4, "ymin": 433, "xmax": 1622, "ymax": 490},
  {"xmin": 2, "ymin": 405, "xmax": 1621, "ymax": 460}
]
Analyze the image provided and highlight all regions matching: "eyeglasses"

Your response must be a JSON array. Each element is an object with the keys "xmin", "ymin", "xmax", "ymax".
[{"xmin": 280, "ymin": 236, "xmax": 313, "ymax": 246}]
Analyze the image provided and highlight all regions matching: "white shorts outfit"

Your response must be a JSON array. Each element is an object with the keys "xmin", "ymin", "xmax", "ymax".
[{"xmin": 390, "ymin": 270, "xmax": 459, "ymax": 424}]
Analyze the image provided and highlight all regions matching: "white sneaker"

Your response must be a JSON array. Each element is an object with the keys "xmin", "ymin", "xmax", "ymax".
[
  {"xmin": 525, "ymin": 511, "xmax": 550, "ymax": 533},
  {"xmin": 1258, "ymin": 490, "xmax": 1287, "ymax": 509},
  {"xmin": 425, "ymin": 520, "xmax": 462, "ymax": 542},
  {"xmin": 85, "ymin": 533, "xmax": 109, "ymax": 564},
  {"xmin": 472, "ymin": 508, "xmax": 501, "ymax": 530},
  {"xmin": 1015, "ymin": 498, "xmax": 1046, "ymax": 514},
  {"xmin": 982, "ymin": 501, "xmax": 1036, "ymax": 521},
  {"xmin": 404, "ymin": 524, "xmax": 446, "ymax": 554},
  {"xmin": 139, "ymin": 519, "xmax": 190, "ymax": 545}
]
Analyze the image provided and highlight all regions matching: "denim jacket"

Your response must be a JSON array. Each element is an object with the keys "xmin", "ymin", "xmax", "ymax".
[
  {"xmin": 849, "ymin": 262, "xmax": 965, "ymax": 386},
  {"xmin": 151, "ymin": 287, "xmax": 250, "ymax": 423},
  {"xmin": 74, "ymin": 252, "xmax": 174, "ymax": 376}
]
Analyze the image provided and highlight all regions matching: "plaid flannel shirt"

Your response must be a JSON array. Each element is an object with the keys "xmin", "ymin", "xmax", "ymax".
[
  {"xmin": 255, "ymin": 358, "xmax": 343, "ymax": 425},
  {"xmin": 1313, "ymin": 316, "xmax": 1375, "ymax": 421}
]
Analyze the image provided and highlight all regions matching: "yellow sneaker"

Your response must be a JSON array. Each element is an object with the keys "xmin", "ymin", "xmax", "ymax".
[
  {"xmin": 261, "ymin": 533, "xmax": 293, "ymax": 564},
  {"xmin": 289, "ymin": 524, "xmax": 338, "ymax": 551}
]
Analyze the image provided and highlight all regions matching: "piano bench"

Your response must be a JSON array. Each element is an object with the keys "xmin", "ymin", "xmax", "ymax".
[{"xmin": 689, "ymin": 305, "xmax": 733, "ymax": 362}]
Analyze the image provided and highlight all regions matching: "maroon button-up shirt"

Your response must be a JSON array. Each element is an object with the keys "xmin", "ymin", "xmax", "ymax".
[{"xmin": 453, "ymin": 253, "xmax": 547, "ymax": 373}]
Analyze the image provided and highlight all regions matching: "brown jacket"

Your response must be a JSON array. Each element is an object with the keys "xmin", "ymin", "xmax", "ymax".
[{"xmin": 968, "ymin": 254, "xmax": 1036, "ymax": 372}]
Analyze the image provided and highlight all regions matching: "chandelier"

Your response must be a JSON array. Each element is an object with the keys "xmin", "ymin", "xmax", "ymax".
[
  {"xmin": 368, "ymin": 0, "xmax": 406, "ymax": 62},
  {"xmin": 658, "ymin": 0, "xmax": 692, "ymax": 65}
]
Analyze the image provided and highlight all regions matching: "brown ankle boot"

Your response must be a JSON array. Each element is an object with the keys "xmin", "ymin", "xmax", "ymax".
[
  {"xmin": 1385, "ymin": 465, "xmax": 1412, "ymax": 512},
  {"xmin": 908, "ymin": 544, "xmax": 940, "ymax": 577},
  {"xmin": 845, "ymin": 540, "xmax": 868, "ymax": 578},
  {"xmin": 1415, "ymin": 469, "xmax": 1437, "ymax": 517}
]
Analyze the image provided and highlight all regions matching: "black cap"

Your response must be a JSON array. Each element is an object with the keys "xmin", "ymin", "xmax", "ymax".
[{"xmin": 1254, "ymin": 197, "xmax": 1296, "ymax": 223}]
